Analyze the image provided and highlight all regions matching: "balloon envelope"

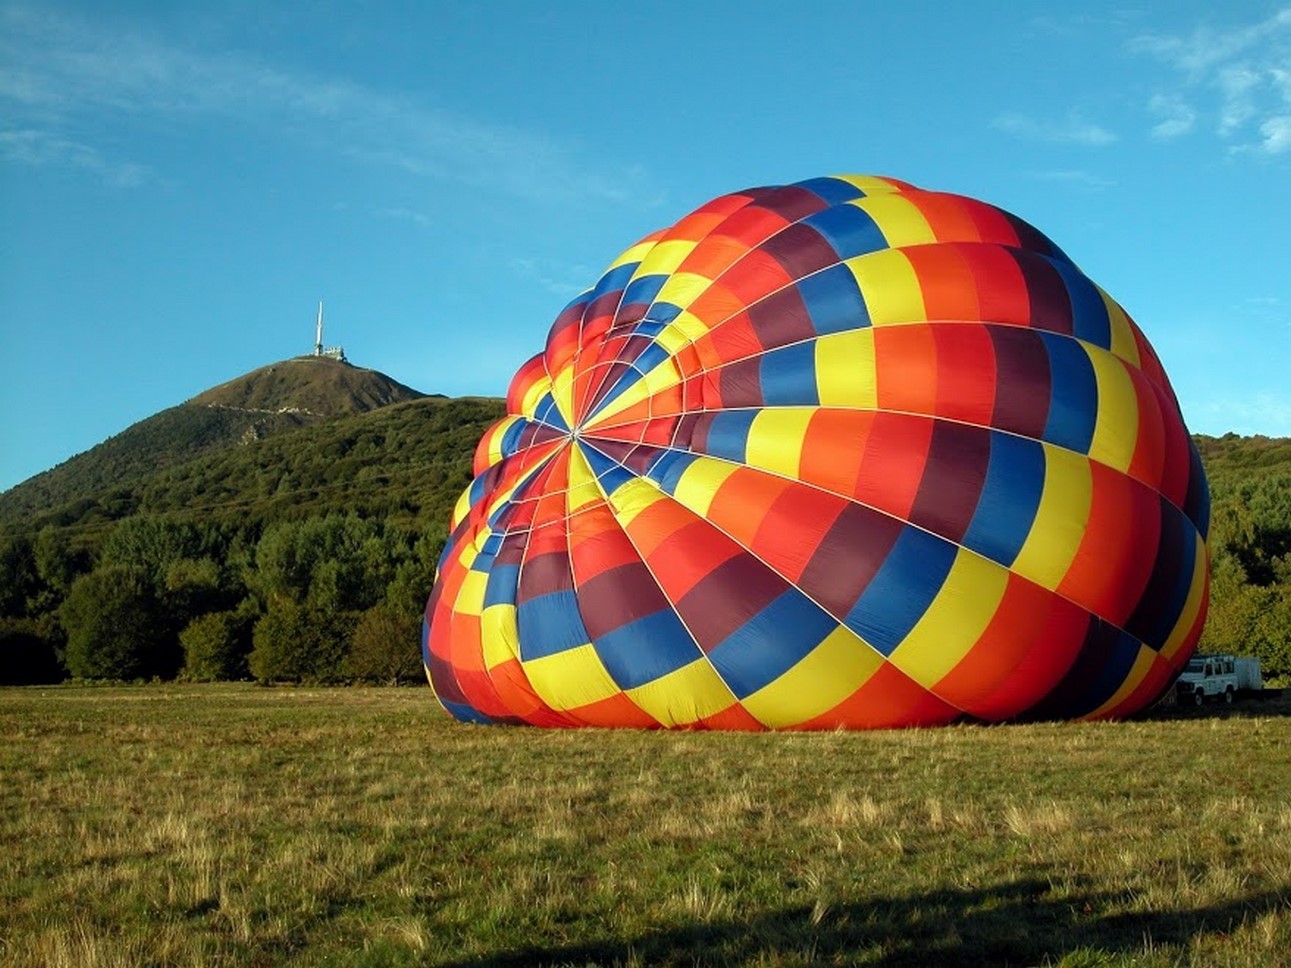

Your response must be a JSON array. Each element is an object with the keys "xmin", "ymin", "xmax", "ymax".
[{"xmin": 424, "ymin": 175, "xmax": 1210, "ymax": 729}]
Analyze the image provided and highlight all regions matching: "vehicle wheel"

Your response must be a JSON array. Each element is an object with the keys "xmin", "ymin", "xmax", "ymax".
[
  {"xmin": 1194, "ymin": 691, "xmax": 1205, "ymax": 706},
  {"xmin": 1225, "ymin": 689, "xmax": 1234, "ymax": 704}
]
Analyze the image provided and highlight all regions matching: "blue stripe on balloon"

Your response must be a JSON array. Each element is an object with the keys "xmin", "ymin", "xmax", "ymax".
[
  {"xmin": 500, "ymin": 418, "xmax": 526, "ymax": 458},
  {"xmin": 797, "ymin": 263, "xmax": 870, "ymax": 335},
  {"xmin": 517, "ymin": 590, "xmax": 591, "ymax": 661},
  {"xmin": 1073, "ymin": 628, "xmax": 1142, "ymax": 714},
  {"xmin": 578, "ymin": 442, "xmax": 636, "ymax": 496},
  {"xmin": 707, "ymin": 589, "xmax": 838, "ymax": 699},
  {"xmin": 647, "ymin": 450, "xmax": 700, "ymax": 494},
  {"xmin": 623, "ymin": 273, "xmax": 667, "ymax": 307},
  {"xmin": 759, "ymin": 341, "xmax": 821, "ymax": 406},
  {"xmin": 532, "ymin": 392, "xmax": 570, "ymax": 433},
  {"xmin": 845, "ymin": 526, "xmax": 957, "ymax": 656},
  {"xmin": 594, "ymin": 609, "xmax": 702, "ymax": 690},
  {"xmin": 962, "ymin": 432, "xmax": 1046, "ymax": 567},
  {"xmin": 591, "ymin": 262, "xmax": 637, "ymax": 301},
  {"xmin": 439, "ymin": 698, "xmax": 501, "ymax": 725},
  {"xmin": 483, "ymin": 563, "xmax": 520, "ymax": 608},
  {"xmin": 1052, "ymin": 258, "xmax": 1111, "ymax": 350},
  {"xmin": 802, "ymin": 204, "xmax": 889, "ymax": 260},
  {"xmin": 795, "ymin": 176, "xmax": 866, "ymax": 206},
  {"xmin": 1039, "ymin": 332, "xmax": 1098, "ymax": 454},
  {"xmin": 1148, "ymin": 510, "xmax": 1198, "ymax": 649},
  {"xmin": 702, "ymin": 409, "xmax": 759, "ymax": 464},
  {"xmin": 646, "ymin": 301, "xmax": 683, "ymax": 324}
]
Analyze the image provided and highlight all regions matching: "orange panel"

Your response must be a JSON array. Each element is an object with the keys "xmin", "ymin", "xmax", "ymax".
[
  {"xmin": 794, "ymin": 662, "xmax": 959, "ymax": 729},
  {"xmin": 904, "ymin": 243, "xmax": 981, "ymax": 323},
  {"xmin": 1059, "ymin": 464, "xmax": 1158, "ymax": 627},
  {"xmin": 905, "ymin": 191, "xmax": 987, "ymax": 244},
  {"xmin": 874, "ymin": 325, "xmax": 939, "ymax": 415},
  {"xmin": 798, "ymin": 409, "xmax": 874, "ymax": 499}
]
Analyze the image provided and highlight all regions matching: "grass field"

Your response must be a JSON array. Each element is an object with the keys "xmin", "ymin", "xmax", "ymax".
[{"xmin": 1, "ymin": 685, "xmax": 1288, "ymax": 967}]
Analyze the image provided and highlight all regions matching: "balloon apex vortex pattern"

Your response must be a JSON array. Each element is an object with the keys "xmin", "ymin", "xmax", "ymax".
[{"xmin": 423, "ymin": 174, "xmax": 1210, "ymax": 730}]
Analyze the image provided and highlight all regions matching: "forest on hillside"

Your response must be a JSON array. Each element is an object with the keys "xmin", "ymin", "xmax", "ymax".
[{"xmin": 1, "ymin": 427, "xmax": 1288, "ymax": 691}]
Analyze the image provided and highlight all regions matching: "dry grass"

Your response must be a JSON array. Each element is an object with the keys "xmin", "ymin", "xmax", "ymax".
[{"xmin": 0, "ymin": 684, "xmax": 1288, "ymax": 967}]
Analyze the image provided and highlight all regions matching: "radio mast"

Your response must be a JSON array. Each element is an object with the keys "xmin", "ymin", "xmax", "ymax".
[{"xmin": 314, "ymin": 301, "xmax": 324, "ymax": 356}]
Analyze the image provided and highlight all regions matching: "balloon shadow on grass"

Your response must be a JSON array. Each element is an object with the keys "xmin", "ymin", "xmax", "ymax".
[{"xmin": 434, "ymin": 878, "xmax": 1289, "ymax": 968}]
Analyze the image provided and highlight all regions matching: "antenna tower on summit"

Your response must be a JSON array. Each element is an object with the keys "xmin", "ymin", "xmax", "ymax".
[{"xmin": 312, "ymin": 301, "xmax": 347, "ymax": 362}]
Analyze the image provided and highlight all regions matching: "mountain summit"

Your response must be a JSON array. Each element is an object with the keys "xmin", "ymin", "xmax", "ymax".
[
  {"xmin": 0, "ymin": 357, "xmax": 434, "ymax": 522},
  {"xmin": 190, "ymin": 356, "xmax": 425, "ymax": 418}
]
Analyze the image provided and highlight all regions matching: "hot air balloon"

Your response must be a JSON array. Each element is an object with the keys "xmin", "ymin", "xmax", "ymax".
[{"xmin": 423, "ymin": 175, "xmax": 1210, "ymax": 729}]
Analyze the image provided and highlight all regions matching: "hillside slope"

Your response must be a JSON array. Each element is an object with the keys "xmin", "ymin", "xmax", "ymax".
[{"xmin": 0, "ymin": 357, "xmax": 434, "ymax": 525}]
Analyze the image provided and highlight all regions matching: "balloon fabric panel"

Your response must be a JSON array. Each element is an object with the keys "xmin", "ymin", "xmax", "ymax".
[{"xmin": 424, "ymin": 175, "xmax": 1211, "ymax": 729}]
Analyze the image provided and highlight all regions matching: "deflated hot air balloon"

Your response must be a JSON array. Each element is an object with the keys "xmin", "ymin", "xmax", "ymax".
[{"xmin": 423, "ymin": 175, "xmax": 1210, "ymax": 729}]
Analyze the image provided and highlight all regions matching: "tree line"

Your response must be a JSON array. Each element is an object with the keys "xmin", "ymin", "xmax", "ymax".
[
  {"xmin": 0, "ymin": 513, "xmax": 438, "ymax": 685},
  {"xmin": 1, "ymin": 432, "xmax": 1288, "ymax": 689}
]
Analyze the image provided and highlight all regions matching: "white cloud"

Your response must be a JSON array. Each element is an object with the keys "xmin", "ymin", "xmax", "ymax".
[
  {"xmin": 1023, "ymin": 168, "xmax": 1115, "ymax": 189},
  {"xmin": 1133, "ymin": 8, "xmax": 1291, "ymax": 154},
  {"xmin": 1148, "ymin": 93, "xmax": 1196, "ymax": 138},
  {"xmin": 993, "ymin": 112, "xmax": 1117, "ymax": 146},
  {"xmin": 0, "ymin": 127, "xmax": 146, "ymax": 186},
  {"xmin": 0, "ymin": 4, "xmax": 647, "ymax": 203},
  {"xmin": 1259, "ymin": 115, "xmax": 1291, "ymax": 152}
]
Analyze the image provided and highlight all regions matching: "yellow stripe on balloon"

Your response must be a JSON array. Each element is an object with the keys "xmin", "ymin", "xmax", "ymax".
[
  {"xmin": 890, "ymin": 548, "xmax": 1009, "ymax": 689},
  {"xmin": 814, "ymin": 329, "xmax": 878, "ymax": 408},
  {"xmin": 480, "ymin": 603, "xmax": 520, "ymax": 670},
  {"xmin": 744, "ymin": 408, "xmax": 815, "ymax": 479},
  {"xmin": 454, "ymin": 569, "xmax": 488, "ymax": 618},
  {"xmin": 833, "ymin": 174, "xmax": 905, "ymax": 196},
  {"xmin": 484, "ymin": 416, "xmax": 521, "ymax": 468},
  {"xmin": 520, "ymin": 370, "xmax": 553, "ymax": 418},
  {"xmin": 634, "ymin": 239, "xmax": 699, "ymax": 278},
  {"xmin": 625, "ymin": 656, "xmax": 735, "ymax": 726},
  {"xmin": 585, "ymin": 356, "xmax": 682, "ymax": 426},
  {"xmin": 670, "ymin": 455, "xmax": 742, "ymax": 519},
  {"xmin": 450, "ymin": 485, "xmax": 473, "ymax": 531},
  {"xmin": 1085, "ymin": 347, "xmax": 1140, "ymax": 474},
  {"xmin": 1159, "ymin": 536, "xmax": 1209, "ymax": 662},
  {"xmin": 523, "ymin": 642, "xmax": 619, "ymax": 711},
  {"xmin": 1084, "ymin": 641, "xmax": 1156, "ymax": 719},
  {"xmin": 1101, "ymin": 289, "xmax": 1142, "ymax": 369},
  {"xmin": 853, "ymin": 194, "xmax": 937, "ymax": 248},
  {"xmin": 603, "ymin": 476, "xmax": 670, "ymax": 527},
  {"xmin": 551, "ymin": 363, "xmax": 576, "ymax": 428},
  {"xmin": 565, "ymin": 445, "xmax": 603, "ymax": 514},
  {"xmin": 653, "ymin": 271, "xmax": 711, "ymax": 313},
  {"xmin": 607, "ymin": 237, "xmax": 661, "ymax": 271},
  {"xmin": 845, "ymin": 250, "xmax": 926, "ymax": 326},
  {"xmin": 740, "ymin": 625, "xmax": 884, "ymax": 728},
  {"xmin": 1010, "ymin": 444, "xmax": 1093, "ymax": 591}
]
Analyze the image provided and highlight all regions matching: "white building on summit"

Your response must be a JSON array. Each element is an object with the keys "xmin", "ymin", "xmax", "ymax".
[{"xmin": 313, "ymin": 301, "xmax": 347, "ymax": 362}]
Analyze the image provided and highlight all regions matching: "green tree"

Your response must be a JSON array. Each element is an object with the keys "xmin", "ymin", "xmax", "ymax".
[
  {"xmin": 0, "ymin": 535, "xmax": 38, "ymax": 617},
  {"xmin": 60, "ymin": 565, "xmax": 176, "ymax": 679},
  {"xmin": 249, "ymin": 602, "xmax": 355, "ymax": 684},
  {"xmin": 346, "ymin": 606, "xmax": 424, "ymax": 684},
  {"xmin": 179, "ymin": 608, "xmax": 253, "ymax": 681}
]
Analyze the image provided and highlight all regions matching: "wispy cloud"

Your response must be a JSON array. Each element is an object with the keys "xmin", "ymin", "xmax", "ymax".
[
  {"xmin": 1023, "ymin": 168, "xmax": 1115, "ymax": 190},
  {"xmin": 0, "ymin": 127, "xmax": 147, "ymax": 186},
  {"xmin": 1132, "ymin": 8, "xmax": 1291, "ymax": 154},
  {"xmin": 1147, "ymin": 93, "xmax": 1196, "ymax": 138},
  {"xmin": 0, "ymin": 4, "xmax": 648, "ymax": 202},
  {"xmin": 992, "ymin": 112, "xmax": 1117, "ymax": 146},
  {"xmin": 509, "ymin": 257, "xmax": 592, "ymax": 299}
]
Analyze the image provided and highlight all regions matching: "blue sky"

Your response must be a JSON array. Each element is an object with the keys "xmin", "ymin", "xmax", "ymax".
[{"xmin": 2, "ymin": 1, "xmax": 1289, "ymax": 492}]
